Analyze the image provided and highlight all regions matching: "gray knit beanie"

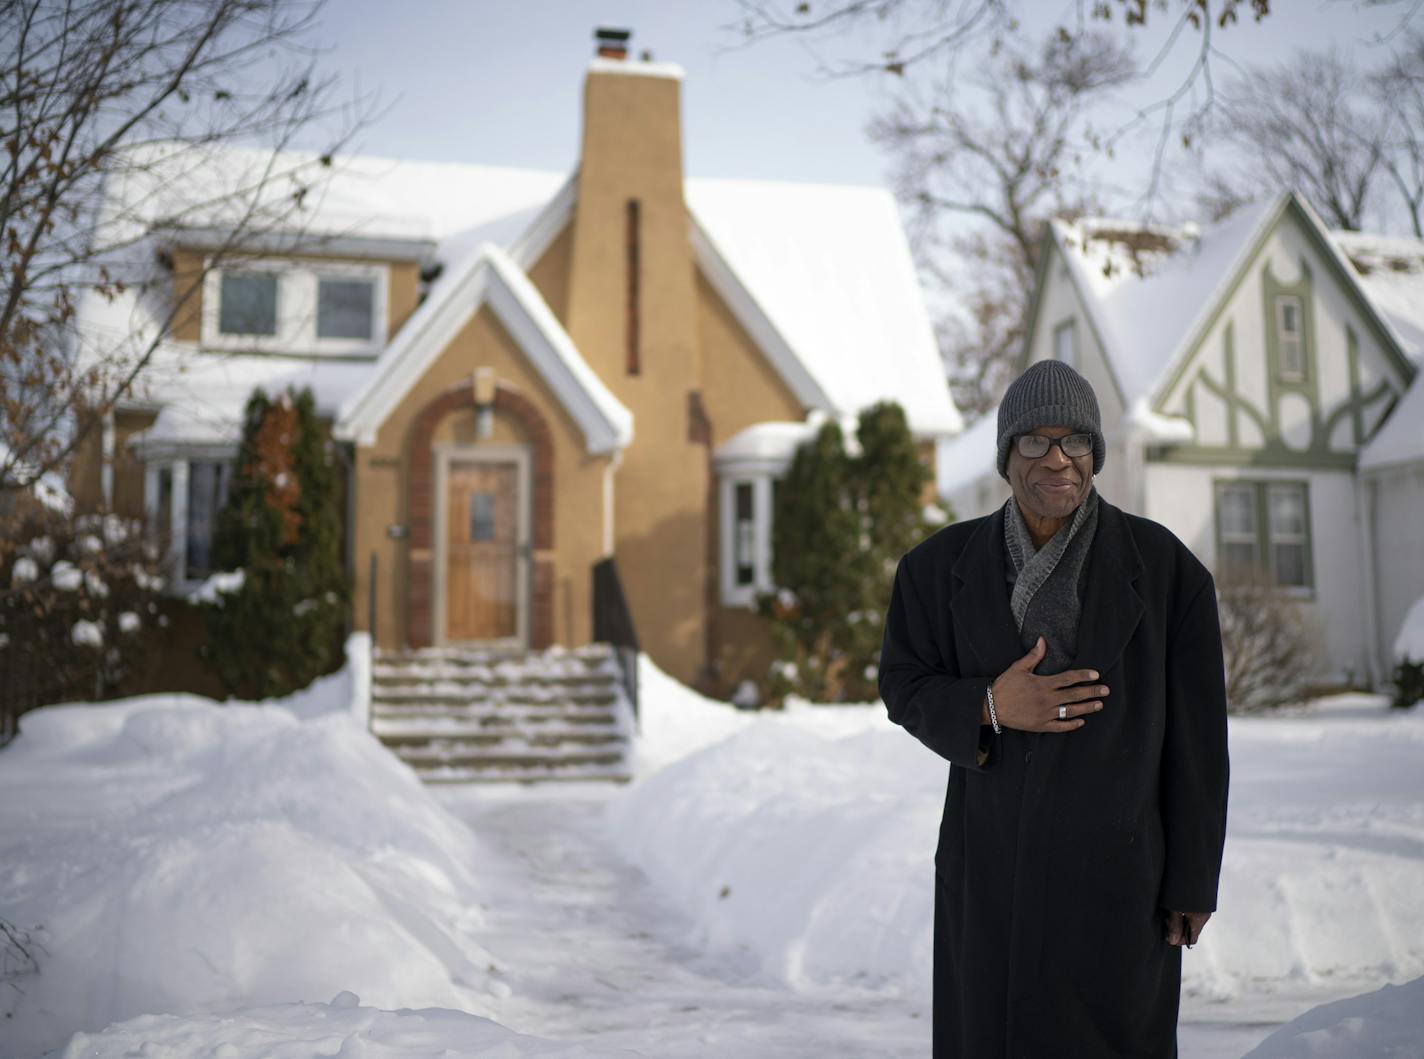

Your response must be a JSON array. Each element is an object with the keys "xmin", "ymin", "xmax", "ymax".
[{"xmin": 996, "ymin": 360, "xmax": 1105, "ymax": 479}]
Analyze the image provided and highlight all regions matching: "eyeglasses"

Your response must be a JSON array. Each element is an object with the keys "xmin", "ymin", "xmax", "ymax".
[{"xmin": 1015, "ymin": 433, "xmax": 1093, "ymax": 460}]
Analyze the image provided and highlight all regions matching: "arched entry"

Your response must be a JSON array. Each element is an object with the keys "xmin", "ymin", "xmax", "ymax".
[{"xmin": 406, "ymin": 379, "xmax": 555, "ymax": 648}]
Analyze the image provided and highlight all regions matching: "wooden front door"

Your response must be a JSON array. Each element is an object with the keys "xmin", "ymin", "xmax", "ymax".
[{"xmin": 445, "ymin": 460, "xmax": 520, "ymax": 641}]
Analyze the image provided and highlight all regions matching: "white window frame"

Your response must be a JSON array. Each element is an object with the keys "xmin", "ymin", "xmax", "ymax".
[
  {"xmin": 201, "ymin": 256, "xmax": 388, "ymax": 355},
  {"xmin": 1275, "ymin": 294, "xmax": 1305, "ymax": 381},
  {"xmin": 143, "ymin": 448, "xmax": 237, "ymax": 596},
  {"xmin": 1053, "ymin": 318, "xmax": 1077, "ymax": 369},
  {"xmin": 719, "ymin": 474, "xmax": 775, "ymax": 608}
]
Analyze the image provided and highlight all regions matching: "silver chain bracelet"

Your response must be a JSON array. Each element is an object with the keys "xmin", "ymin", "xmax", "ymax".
[{"xmin": 985, "ymin": 684, "xmax": 1002, "ymax": 734}]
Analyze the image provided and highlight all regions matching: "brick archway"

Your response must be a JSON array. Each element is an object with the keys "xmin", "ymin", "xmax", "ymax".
[{"xmin": 406, "ymin": 379, "xmax": 555, "ymax": 648}]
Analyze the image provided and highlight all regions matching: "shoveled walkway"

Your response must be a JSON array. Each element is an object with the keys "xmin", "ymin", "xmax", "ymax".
[{"xmin": 437, "ymin": 786, "xmax": 1275, "ymax": 1058}]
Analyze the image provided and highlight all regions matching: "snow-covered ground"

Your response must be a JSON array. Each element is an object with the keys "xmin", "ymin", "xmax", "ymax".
[{"xmin": 2, "ymin": 641, "xmax": 1421, "ymax": 1057}]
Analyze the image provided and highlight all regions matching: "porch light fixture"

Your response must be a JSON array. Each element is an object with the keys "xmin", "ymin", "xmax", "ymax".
[{"xmin": 473, "ymin": 367, "xmax": 497, "ymax": 439}]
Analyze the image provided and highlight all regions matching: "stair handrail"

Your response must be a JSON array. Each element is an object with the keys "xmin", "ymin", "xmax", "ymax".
[{"xmin": 592, "ymin": 556, "xmax": 640, "ymax": 727}]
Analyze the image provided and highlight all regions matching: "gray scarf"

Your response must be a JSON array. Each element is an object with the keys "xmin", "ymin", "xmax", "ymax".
[{"xmin": 1003, "ymin": 488, "xmax": 1100, "ymax": 673}]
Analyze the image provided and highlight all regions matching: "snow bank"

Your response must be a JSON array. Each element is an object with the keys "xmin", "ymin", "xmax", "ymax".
[
  {"xmin": 611, "ymin": 687, "xmax": 1424, "ymax": 1004},
  {"xmin": 51, "ymin": 992, "xmax": 645, "ymax": 1059},
  {"xmin": 0, "ymin": 686, "xmax": 500, "ymax": 1056},
  {"xmin": 612, "ymin": 655, "xmax": 942, "ymax": 989},
  {"xmin": 1243, "ymin": 975, "xmax": 1424, "ymax": 1058}
]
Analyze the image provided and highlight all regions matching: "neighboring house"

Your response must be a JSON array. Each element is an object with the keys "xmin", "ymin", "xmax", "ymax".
[
  {"xmin": 939, "ymin": 191, "xmax": 1423, "ymax": 686},
  {"xmin": 68, "ymin": 37, "xmax": 961, "ymax": 697}
]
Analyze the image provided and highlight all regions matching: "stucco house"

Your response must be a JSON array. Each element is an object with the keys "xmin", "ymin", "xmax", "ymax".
[
  {"xmin": 68, "ymin": 33, "xmax": 961, "ymax": 700},
  {"xmin": 939, "ymin": 191, "xmax": 1424, "ymax": 687}
]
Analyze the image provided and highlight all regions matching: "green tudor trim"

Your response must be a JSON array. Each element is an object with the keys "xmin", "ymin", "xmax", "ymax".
[
  {"xmin": 1152, "ymin": 445, "xmax": 1356, "ymax": 470},
  {"xmin": 1323, "ymin": 326, "xmax": 1395, "ymax": 448},
  {"xmin": 1159, "ymin": 253, "xmax": 1403, "ymax": 468},
  {"xmin": 1153, "ymin": 192, "xmax": 1418, "ymax": 415},
  {"xmin": 1154, "ymin": 195, "xmax": 1293, "ymax": 411},
  {"xmin": 1211, "ymin": 476, "xmax": 1316, "ymax": 595}
]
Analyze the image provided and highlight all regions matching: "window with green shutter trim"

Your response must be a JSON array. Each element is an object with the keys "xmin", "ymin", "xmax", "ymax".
[{"xmin": 1213, "ymin": 479, "xmax": 1313, "ymax": 589}]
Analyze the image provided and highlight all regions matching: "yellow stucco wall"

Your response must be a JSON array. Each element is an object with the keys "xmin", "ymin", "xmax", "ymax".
[
  {"xmin": 694, "ymin": 268, "xmax": 806, "ymax": 694},
  {"xmin": 351, "ymin": 303, "xmax": 611, "ymax": 651},
  {"xmin": 527, "ymin": 224, "xmax": 574, "ymax": 324}
]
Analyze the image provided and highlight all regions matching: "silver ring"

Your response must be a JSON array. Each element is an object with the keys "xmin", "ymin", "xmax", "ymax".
[{"xmin": 1058, "ymin": 705, "xmax": 1067, "ymax": 720}]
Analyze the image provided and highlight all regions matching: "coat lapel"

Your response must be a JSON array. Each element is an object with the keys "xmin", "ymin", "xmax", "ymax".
[
  {"xmin": 949, "ymin": 505, "xmax": 1026, "ymax": 674},
  {"xmin": 1068, "ymin": 499, "xmax": 1146, "ymax": 676}
]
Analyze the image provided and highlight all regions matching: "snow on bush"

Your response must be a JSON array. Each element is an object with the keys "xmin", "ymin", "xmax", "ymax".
[
  {"xmin": 69, "ymin": 618, "xmax": 102, "ymax": 647},
  {"xmin": 0, "ymin": 690, "xmax": 503, "ymax": 1056},
  {"xmin": 1243, "ymin": 975, "xmax": 1424, "ymax": 1058},
  {"xmin": 612, "ymin": 679, "xmax": 1424, "ymax": 1003},
  {"xmin": 1395, "ymin": 595, "xmax": 1424, "ymax": 661},
  {"xmin": 51, "ymin": 992, "xmax": 646, "ymax": 1059}
]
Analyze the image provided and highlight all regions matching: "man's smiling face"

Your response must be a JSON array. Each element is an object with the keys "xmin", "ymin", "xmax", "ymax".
[{"xmin": 1006, "ymin": 424, "xmax": 1095, "ymax": 525}]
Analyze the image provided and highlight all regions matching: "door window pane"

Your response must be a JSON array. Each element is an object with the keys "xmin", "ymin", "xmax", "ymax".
[
  {"xmin": 317, "ymin": 278, "xmax": 375, "ymax": 340},
  {"xmin": 218, "ymin": 272, "xmax": 278, "ymax": 335},
  {"xmin": 469, "ymin": 492, "xmax": 495, "ymax": 541},
  {"xmin": 735, "ymin": 482, "xmax": 755, "ymax": 586}
]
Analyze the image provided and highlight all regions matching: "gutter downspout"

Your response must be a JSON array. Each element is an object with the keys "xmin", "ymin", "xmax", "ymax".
[
  {"xmin": 1356, "ymin": 471, "xmax": 1383, "ymax": 689},
  {"xmin": 603, "ymin": 449, "xmax": 621, "ymax": 558}
]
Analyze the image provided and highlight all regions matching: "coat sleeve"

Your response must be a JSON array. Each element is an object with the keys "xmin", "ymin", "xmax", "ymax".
[
  {"xmin": 1159, "ymin": 572, "xmax": 1231, "ymax": 913},
  {"xmin": 878, "ymin": 553, "xmax": 998, "ymax": 770}
]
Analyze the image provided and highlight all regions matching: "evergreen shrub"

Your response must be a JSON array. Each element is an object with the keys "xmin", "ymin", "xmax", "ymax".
[
  {"xmin": 1393, "ymin": 657, "xmax": 1424, "ymax": 708},
  {"xmin": 759, "ymin": 401, "xmax": 944, "ymax": 703},
  {"xmin": 199, "ymin": 385, "xmax": 349, "ymax": 699}
]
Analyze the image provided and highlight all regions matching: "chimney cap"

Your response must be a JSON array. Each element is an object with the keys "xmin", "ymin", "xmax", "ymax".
[{"xmin": 595, "ymin": 27, "xmax": 632, "ymax": 44}]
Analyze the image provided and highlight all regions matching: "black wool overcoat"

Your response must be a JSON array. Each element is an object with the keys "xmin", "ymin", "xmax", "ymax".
[{"xmin": 877, "ymin": 497, "xmax": 1230, "ymax": 1058}]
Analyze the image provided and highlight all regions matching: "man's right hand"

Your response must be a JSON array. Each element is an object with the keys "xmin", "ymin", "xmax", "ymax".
[{"xmin": 983, "ymin": 637, "xmax": 1108, "ymax": 733}]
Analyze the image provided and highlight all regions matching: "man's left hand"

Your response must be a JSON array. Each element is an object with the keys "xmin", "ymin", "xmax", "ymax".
[{"xmin": 1164, "ymin": 910, "xmax": 1211, "ymax": 947}]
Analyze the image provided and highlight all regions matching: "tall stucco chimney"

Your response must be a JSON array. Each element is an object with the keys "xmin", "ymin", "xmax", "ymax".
[{"xmin": 564, "ymin": 37, "xmax": 708, "ymax": 686}]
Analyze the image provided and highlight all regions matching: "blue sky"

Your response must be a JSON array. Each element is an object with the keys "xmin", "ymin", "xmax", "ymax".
[{"xmin": 307, "ymin": 1, "xmax": 1418, "ymax": 205}]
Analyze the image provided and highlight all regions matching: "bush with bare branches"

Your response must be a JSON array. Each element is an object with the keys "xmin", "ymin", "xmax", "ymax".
[{"xmin": 1215, "ymin": 565, "xmax": 1318, "ymax": 713}]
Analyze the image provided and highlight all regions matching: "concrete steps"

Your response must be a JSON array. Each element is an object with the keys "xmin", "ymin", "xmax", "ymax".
[{"xmin": 369, "ymin": 643, "xmax": 634, "ymax": 784}]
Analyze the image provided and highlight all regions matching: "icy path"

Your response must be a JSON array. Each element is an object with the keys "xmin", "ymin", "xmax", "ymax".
[{"xmin": 437, "ymin": 786, "xmax": 1274, "ymax": 1058}]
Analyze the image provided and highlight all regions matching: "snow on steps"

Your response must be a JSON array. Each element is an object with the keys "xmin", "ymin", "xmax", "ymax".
[{"xmin": 370, "ymin": 643, "xmax": 634, "ymax": 784}]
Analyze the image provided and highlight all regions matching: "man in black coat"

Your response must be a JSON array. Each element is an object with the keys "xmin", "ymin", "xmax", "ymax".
[{"xmin": 878, "ymin": 360, "xmax": 1230, "ymax": 1058}]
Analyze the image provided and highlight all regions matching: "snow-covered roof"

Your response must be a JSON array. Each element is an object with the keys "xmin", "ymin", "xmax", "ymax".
[
  {"xmin": 85, "ymin": 142, "xmax": 960, "ymax": 448},
  {"xmin": 1360, "ymin": 370, "xmax": 1424, "ymax": 471},
  {"xmin": 1333, "ymin": 230, "xmax": 1424, "ymax": 363},
  {"xmin": 936, "ymin": 408, "xmax": 1000, "ymax": 496},
  {"xmin": 1050, "ymin": 193, "xmax": 1418, "ymax": 412},
  {"xmin": 1051, "ymin": 197, "xmax": 1280, "ymax": 405},
  {"xmin": 687, "ymin": 179, "xmax": 961, "ymax": 438},
  {"xmin": 712, "ymin": 420, "xmax": 818, "ymax": 466}
]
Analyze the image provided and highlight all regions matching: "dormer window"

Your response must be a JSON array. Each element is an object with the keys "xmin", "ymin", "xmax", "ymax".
[
  {"xmin": 317, "ymin": 277, "xmax": 376, "ymax": 340},
  {"xmin": 201, "ymin": 258, "xmax": 387, "ymax": 354},
  {"xmin": 218, "ymin": 271, "xmax": 278, "ymax": 336},
  {"xmin": 1275, "ymin": 295, "xmax": 1305, "ymax": 380}
]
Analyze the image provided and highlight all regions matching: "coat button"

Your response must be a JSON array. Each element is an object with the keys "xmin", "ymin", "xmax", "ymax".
[{"xmin": 1024, "ymin": 751, "xmax": 1034, "ymax": 764}]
